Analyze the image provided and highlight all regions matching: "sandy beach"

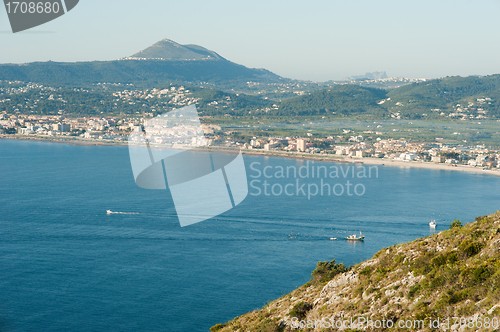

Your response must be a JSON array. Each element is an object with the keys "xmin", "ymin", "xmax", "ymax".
[
  {"xmin": 3, "ymin": 135, "xmax": 500, "ymax": 177},
  {"xmin": 346, "ymin": 156, "xmax": 500, "ymax": 177},
  {"xmin": 235, "ymin": 150, "xmax": 500, "ymax": 177}
]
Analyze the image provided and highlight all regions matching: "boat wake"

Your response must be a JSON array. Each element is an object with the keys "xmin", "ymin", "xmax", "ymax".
[{"xmin": 106, "ymin": 210, "xmax": 139, "ymax": 215}]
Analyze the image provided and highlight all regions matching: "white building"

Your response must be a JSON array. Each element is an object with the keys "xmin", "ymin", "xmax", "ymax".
[
  {"xmin": 297, "ymin": 139, "xmax": 306, "ymax": 152},
  {"xmin": 400, "ymin": 153, "xmax": 418, "ymax": 161}
]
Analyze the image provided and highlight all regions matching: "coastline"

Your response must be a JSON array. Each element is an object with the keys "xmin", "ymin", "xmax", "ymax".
[
  {"xmin": 239, "ymin": 150, "xmax": 500, "ymax": 177},
  {"xmin": 3, "ymin": 134, "xmax": 500, "ymax": 177}
]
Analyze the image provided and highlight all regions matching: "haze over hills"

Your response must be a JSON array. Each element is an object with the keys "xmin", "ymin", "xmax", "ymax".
[
  {"xmin": 344, "ymin": 71, "xmax": 389, "ymax": 81},
  {"xmin": 128, "ymin": 39, "xmax": 226, "ymax": 61}
]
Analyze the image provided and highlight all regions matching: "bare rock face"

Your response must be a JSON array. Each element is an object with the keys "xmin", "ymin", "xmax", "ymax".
[
  {"xmin": 484, "ymin": 238, "xmax": 500, "ymax": 257},
  {"xmin": 320, "ymin": 270, "xmax": 359, "ymax": 298}
]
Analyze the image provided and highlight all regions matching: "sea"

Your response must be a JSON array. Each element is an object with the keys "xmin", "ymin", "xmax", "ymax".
[{"xmin": 1, "ymin": 139, "xmax": 500, "ymax": 332}]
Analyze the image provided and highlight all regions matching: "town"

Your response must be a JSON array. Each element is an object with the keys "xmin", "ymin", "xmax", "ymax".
[
  {"xmin": 2, "ymin": 78, "xmax": 500, "ymax": 172},
  {"xmin": 1, "ymin": 109, "xmax": 500, "ymax": 172}
]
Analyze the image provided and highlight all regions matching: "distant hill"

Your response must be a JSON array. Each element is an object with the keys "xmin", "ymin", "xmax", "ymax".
[
  {"xmin": 385, "ymin": 74, "xmax": 500, "ymax": 119},
  {"xmin": 4, "ymin": 73, "xmax": 500, "ymax": 120},
  {"xmin": 344, "ymin": 71, "xmax": 388, "ymax": 81},
  {"xmin": 276, "ymin": 85, "xmax": 387, "ymax": 117},
  {"xmin": 128, "ymin": 39, "xmax": 225, "ymax": 61},
  {"xmin": 0, "ymin": 39, "xmax": 282, "ymax": 88},
  {"xmin": 275, "ymin": 75, "xmax": 500, "ymax": 119}
]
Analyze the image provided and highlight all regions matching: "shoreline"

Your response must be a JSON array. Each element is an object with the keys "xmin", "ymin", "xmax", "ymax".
[
  {"xmin": 3, "ymin": 134, "xmax": 500, "ymax": 177},
  {"xmin": 238, "ymin": 150, "xmax": 500, "ymax": 177}
]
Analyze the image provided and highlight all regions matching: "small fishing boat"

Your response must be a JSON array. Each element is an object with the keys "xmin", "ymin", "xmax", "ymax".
[
  {"xmin": 106, "ymin": 210, "xmax": 113, "ymax": 214},
  {"xmin": 345, "ymin": 231, "xmax": 365, "ymax": 241},
  {"xmin": 429, "ymin": 220, "xmax": 436, "ymax": 228}
]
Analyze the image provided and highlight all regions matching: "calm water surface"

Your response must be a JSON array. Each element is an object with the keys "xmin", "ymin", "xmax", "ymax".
[{"xmin": 1, "ymin": 139, "xmax": 499, "ymax": 331}]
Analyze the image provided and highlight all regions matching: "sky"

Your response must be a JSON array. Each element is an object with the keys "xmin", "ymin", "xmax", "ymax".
[{"xmin": 1, "ymin": 0, "xmax": 500, "ymax": 81}]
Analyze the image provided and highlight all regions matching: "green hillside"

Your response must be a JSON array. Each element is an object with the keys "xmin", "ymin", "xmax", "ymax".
[
  {"xmin": 0, "ymin": 81, "xmax": 271, "ymax": 117},
  {"xmin": 277, "ymin": 85, "xmax": 387, "ymax": 117},
  {"xmin": 272, "ymin": 75, "xmax": 500, "ymax": 120},
  {"xmin": 385, "ymin": 75, "xmax": 500, "ymax": 119},
  {"xmin": 0, "ymin": 59, "xmax": 282, "ymax": 88}
]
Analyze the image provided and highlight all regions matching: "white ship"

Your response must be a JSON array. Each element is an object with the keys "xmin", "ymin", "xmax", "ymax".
[{"xmin": 345, "ymin": 231, "xmax": 365, "ymax": 241}]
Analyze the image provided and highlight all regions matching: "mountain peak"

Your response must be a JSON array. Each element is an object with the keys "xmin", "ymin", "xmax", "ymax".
[{"xmin": 127, "ymin": 39, "xmax": 225, "ymax": 61}]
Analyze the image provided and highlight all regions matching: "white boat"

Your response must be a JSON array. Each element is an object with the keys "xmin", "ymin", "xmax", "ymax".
[
  {"xmin": 106, "ymin": 210, "xmax": 112, "ymax": 214},
  {"xmin": 345, "ymin": 231, "xmax": 365, "ymax": 241},
  {"xmin": 330, "ymin": 237, "xmax": 337, "ymax": 240},
  {"xmin": 429, "ymin": 220, "xmax": 436, "ymax": 228}
]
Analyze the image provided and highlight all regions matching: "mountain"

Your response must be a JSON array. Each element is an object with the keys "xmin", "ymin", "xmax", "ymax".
[
  {"xmin": 0, "ymin": 39, "xmax": 282, "ymax": 88},
  {"xmin": 211, "ymin": 212, "xmax": 500, "ymax": 331},
  {"xmin": 128, "ymin": 38, "xmax": 225, "ymax": 61}
]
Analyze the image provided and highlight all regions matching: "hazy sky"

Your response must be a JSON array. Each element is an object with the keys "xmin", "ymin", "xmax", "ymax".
[{"xmin": 1, "ymin": 0, "xmax": 500, "ymax": 81}]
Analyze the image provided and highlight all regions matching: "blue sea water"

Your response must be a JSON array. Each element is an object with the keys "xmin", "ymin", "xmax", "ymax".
[{"xmin": 1, "ymin": 139, "xmax": 500, "ymax": 332}]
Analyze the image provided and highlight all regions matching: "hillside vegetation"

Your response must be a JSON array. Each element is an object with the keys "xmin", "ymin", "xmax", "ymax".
[
  {"xmin": 211, "ymin": 212, "xmax": 500, "ymax": 331},
  {"xmin": 272, "ymin": 75, "xmax": 500, "ymax": 120},
  {"xmin": 2, "ymin": 60, "xmax": 500, "ymax": 120},
  {"xmin": 0, "ymin": 60, "xmax": 281, "ymax": 88},
  {"xmin": 385, "ymin": 75, "xmax": 500, "ymax": 119},
  {"xmin": 277, "ymin": 85, "xmax": 387, "ymax": 117}
]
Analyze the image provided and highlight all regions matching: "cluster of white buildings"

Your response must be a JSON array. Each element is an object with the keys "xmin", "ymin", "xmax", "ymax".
[{"xmin": 241, "ymin": 134, "xmax": 500, "ymax": 168}]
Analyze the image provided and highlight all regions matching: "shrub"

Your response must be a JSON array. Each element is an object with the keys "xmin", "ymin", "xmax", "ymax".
[
  {"xmin": 408, "ymin": 284, "xmax": 421, "ymax": 299},
  {"xmin": 450, "ymin": 219, "xmax": 462, "ymax": 229},
  {"xmin": 289, "ymin": 302, "xmax": 312, "ymax": 321},
  {"xmin": 437, "ymin": 289, "xmax": 469, "ymax": 305},
  {"xmin": 475, "ymin": 215, "xmax": 490, "ymax": 223},
  {"xmin": 430, "ymin": 254, "xmax": 447, "ymax": 268},
  {"xmin": 210, "ymin": 323, "xmax": 225, "ymax": 332},
  {"xmin": 311, "ymin": 259, "xmax": 349, "ymax": 284},
  {"xmin": 393, "ymin": 254, "xmax": 405, "ymax": 266},
  {"xmin": 422, "ymin": 272, "xmax": 445, "ymax": 289},
  {"xmin": 411, "ymin": 252, "xmax": 435, "ymax": 275},
  {"xmin": 359, "ymin": 266, "xmax": 373, "ymax": 277},
  {"xmin": 461, "ymin": 265, "xmax": 492, "ymax": 286},
  {"xmin": 471, "ymin": 230, "xmax": 486, "ymax": 240},
  {"xmin": 472, "ymin": 265, "xmax": 491, "ymax": 283},
  {"xmin": 458, "ymin": 239, "xmax": 484, "ymax": 258},
  {"xmin": 354, "ymin": 284, "xmax": 364, "ymax": 296},
  {"xmin": 446, "ymin": 251, "xmax": 459, "ymax": 264},
  {"xmin": 254, "ymin": 318, "xmax": 283, "ymax": 332}
]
